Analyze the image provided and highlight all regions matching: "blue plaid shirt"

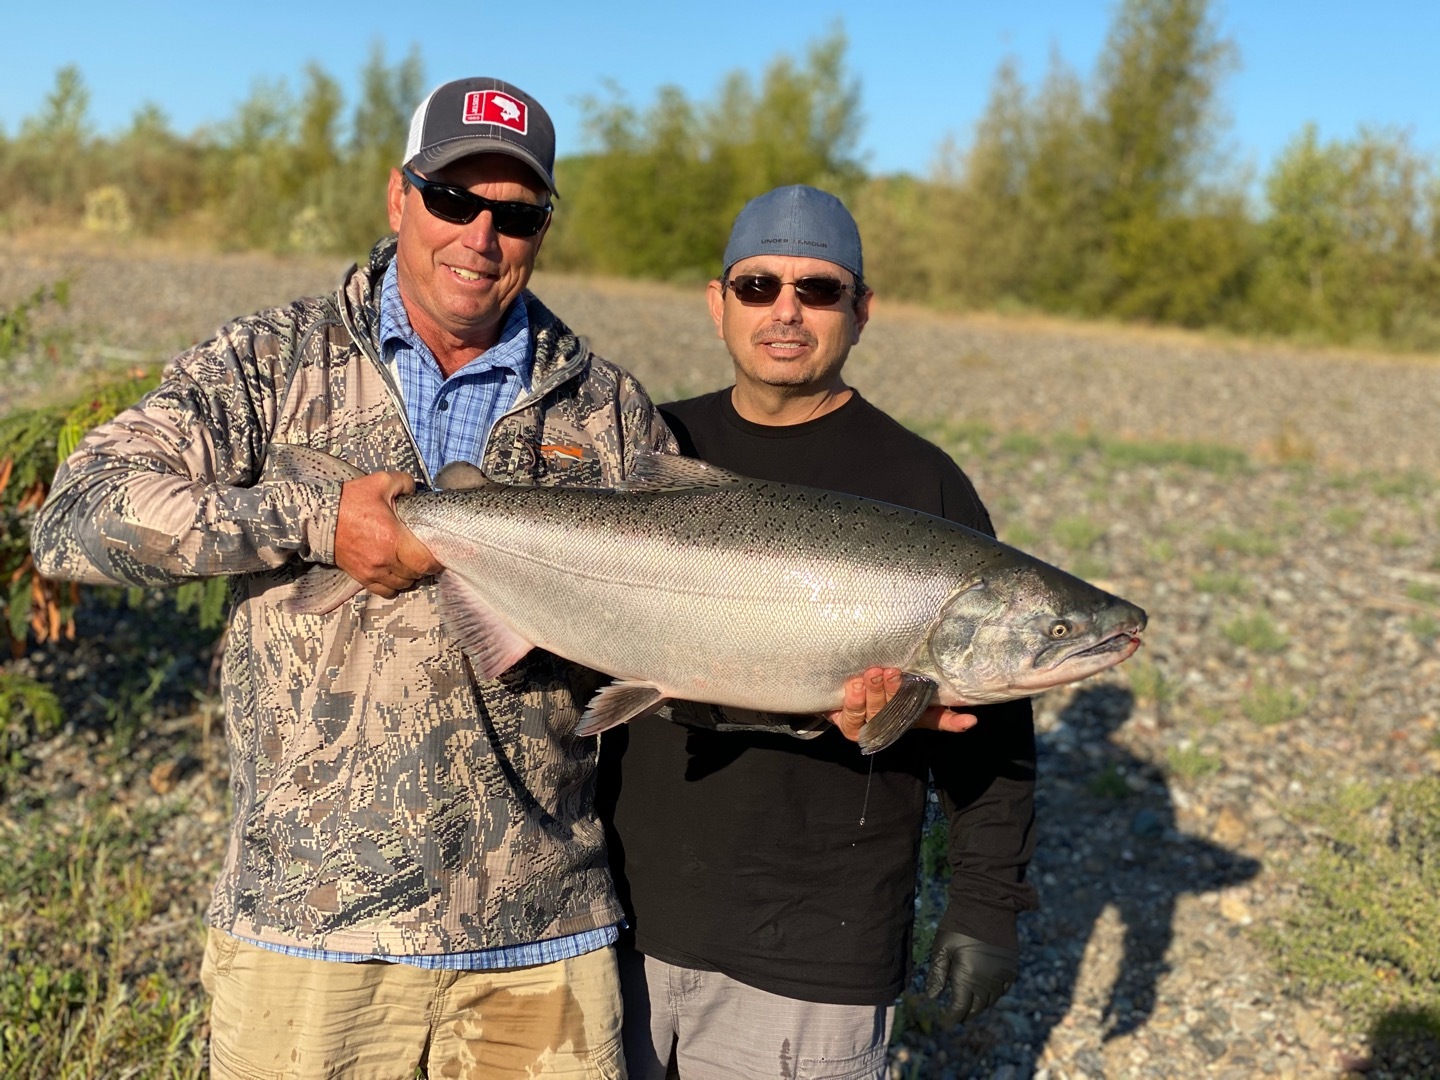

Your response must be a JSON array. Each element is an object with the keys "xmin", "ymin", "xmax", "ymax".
[
  {"xmin": 379, "ymin": 259, "xmax": 532, "ymax": 478},
  {"xmin": 242, "ymin": 264, "xmax": 618, "ymax": 971}
]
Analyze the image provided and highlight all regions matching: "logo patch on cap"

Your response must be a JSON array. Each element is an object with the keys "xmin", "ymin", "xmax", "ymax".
[{"xmin": 462, "ymin": 90, "xmax": 528, "ymax": 133}]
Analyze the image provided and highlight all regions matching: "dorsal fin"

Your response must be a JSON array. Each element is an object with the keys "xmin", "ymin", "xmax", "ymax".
[
  {"xmin": 615, "ymin": 453, "xmax": 749, "ymax": 493},
  {"xmin": 434, "ymin": 461, "xmax": 494, "ymax": 491}
]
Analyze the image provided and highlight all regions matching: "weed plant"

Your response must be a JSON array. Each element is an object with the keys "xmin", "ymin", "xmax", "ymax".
[
  {"xmin": 1165, "ymin": 744, "xmax": 1223, "ymax": 782},
  {"xmin": 1240, "ymin": 683, "xmax": 1307, "ymax": 726},
  {"xmin": 1222, "ymin": 612, "xmax": 1289, "ymax": 654},
  {"xmin": 0, "ymin": 799, "xmax": 206, "ymax": 1077},
  {"xmin": 1193, "ymin": 570, "xmax": 1249, "ymax": 596},
  {"xmin": 1265, "ymin": 778, "xmax": 1440, "ymax": 1042}
]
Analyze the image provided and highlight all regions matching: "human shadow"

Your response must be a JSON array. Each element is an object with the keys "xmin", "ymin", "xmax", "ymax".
[
  {"xmin": 1004, "ymin": 685, "xmax": 1263, "ymax": 1064},
  {"xmin": 1360, "ymin": 1010, "xmax": 1440, "ymax": 1077}
]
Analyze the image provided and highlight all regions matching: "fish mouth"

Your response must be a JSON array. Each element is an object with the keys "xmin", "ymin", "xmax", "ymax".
[
  {"xmin": 1034, "ymin": 627, "xmax": 1143, "ymax": 674},
  {"xmin": 1069, "ymin": 629, "xmax": 1143, "ymax": 661}
]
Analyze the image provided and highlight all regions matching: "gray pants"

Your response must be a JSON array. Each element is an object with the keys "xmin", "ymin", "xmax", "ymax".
[{"xmin": 618, "ymin": 946, "xmax": 894, "ymax": 1080}]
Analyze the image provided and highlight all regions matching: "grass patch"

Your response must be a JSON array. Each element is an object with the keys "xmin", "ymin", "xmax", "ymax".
[
  {"xmin": 1371, "ymin": 471, "xmax": 1435, "ymax": 499},
  {"xmin": 1205, "ymin": 527, "xmax": 1280, "ymax": 558},
  {"xmin": 0, "ymin": 798, "xmax": 206, "ymax": 1076},
  {"xmin": 1052, "ymin": 515, "xmax": 1108, "ymax": 552},
  {"xmin": 1002, "ymin": 523, "xmax": 1041, "ymax": 550},
  {"xmin": 1264, "ymin": 777, "xmax": 1440, "ymax": 1041},
  {"xmin": 1325, "ymin": 507, "xmax": 1365, "ymax": 533},
  {"xmin": 1087, "ymin": 765, "xmax": 1132, "ymax": 799},
  {"xmin": 1405, "ymin": 583, "xmax": 1439, "ymax": 607},
  {"xmin": 1000, "ymin": 431, "xmax": 1045, "ymax": 457},
  {"xmin": 1222, "ymin": 612, "xmax": 1289, "ymax": 654},
  {"xmin": 1194, "ymin": 570, "xmax": 1249, "ymax": 596},
  {"xmin": 1240, "ymin": 682, "xmax": 1307, "ymax": 726},
  {"xmin": 912, "ymin": 419, "xmax": 994, "ymax": 456},
  {"xmin": 1102, "ymin": 439, "xmax": 1250, "ymax": 474},
  {"xmin": 0, "ymin": 671, "xmax": 62, "ymax": 790},
  {"xmin": 1144, "ymin": 537, "xmax": 1177, "ymax": 563},
  {"xmin": 1126, "ymin": 659, "xmax": 1176, "ymax": 708},
  {"xmin": 1407, "ymin": 614, "xmax": 1439, "ymax": 645},
  {"xmin": 1372, "ymin": 530, "xmax": 1416, "ymax": 549},
  {"xmin": 1063, "ymin": 554, "xmax": 1111, "ymax": 582},
  {"xmin": 1166, "ymin": 744, "xmax": 1222, "ymax": 782}
]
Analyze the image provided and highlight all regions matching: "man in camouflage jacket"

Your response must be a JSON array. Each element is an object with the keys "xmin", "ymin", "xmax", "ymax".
[{"xmin": 32, "ymin": 77, "xmax": 672, "ymax": 1077}]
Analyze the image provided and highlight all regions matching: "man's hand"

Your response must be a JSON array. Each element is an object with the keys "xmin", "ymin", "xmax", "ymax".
[
  {"xmin": 828, "ymin": 667, "xmax": 979, "ymax": 743},
  {"xmin": 924, "ymin": 931, "xmax": 1019, "ymax": 1024},
  {"xmin": 334, "ymin": 471, "xmax": 443, "ymax": 598}
]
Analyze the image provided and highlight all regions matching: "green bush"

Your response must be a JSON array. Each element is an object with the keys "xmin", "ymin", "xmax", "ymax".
[
  {"xmin": 0, "ymin": 800, "xmax": 206, "ymax": 1077},
  {"xmin": 1265, "ymin": 778, "xmax": 1440, "ymax": 1040}
]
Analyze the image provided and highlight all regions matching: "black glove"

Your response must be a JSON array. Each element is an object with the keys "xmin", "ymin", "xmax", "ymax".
[{"xmin": 923, "ymin": 931, "xmax": 1019, "ymax": 1023}]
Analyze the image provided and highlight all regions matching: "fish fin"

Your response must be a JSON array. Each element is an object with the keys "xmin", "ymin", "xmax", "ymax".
[
  {"xmin": 616, "ymin": 452, "xmax": 748, "ymax": 492},
  {"xmin": 281, "ymin": 566, "xmax": 366, "ymax": 615},
  {"xmin": 576, "ymin": 681, "xmax": 670, "ymax": 737},
  {"xmin": 434, "ymin": 461, "xmax": 494, "ymax": 491},
  {"xmin": 858, "ymin": 673, "xmax": 938, "ymax": 756},
  {"xmin": 437, "ymin": 570, "xmax": 535, "ymax": 679},
  {"xmin": 262, "ymin": 443, "xmax": 365, "ymax": 485}
]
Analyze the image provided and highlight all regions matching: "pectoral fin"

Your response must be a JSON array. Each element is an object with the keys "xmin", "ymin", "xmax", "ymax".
[
  {"xmin": 283, "ymin": 565, "xmax": 365, "ymax": 615},
  {"xmin": 576, "ymin": 681, "xmax": 671, "ymax": 737},
  {"xmin": 857, "ymin": 673, "xmax": 938, "ymax": 756}
]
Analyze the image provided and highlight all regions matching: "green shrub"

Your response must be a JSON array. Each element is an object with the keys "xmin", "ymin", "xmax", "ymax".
[
  {"xmin": 1166, "ymin": 743, "xmax": 1222, "ymax": 782},
  {"xmin": 1265, "ymin": 778, "xmax": 1440, "ymax": 1039},
  {"xmin": 0, "ymin": 671, "xmax": 62, "ymax": 788},
  {"xmin": 0, "ymin": 800, "xmax": 206, "ymax": 1076},
  {"xmin": 1193, "ymin": 570, "xmax": 1249, "ymax": 596},
  {"xmin": 1222, "ymin": 612, "xmax": 1289, "ymax": 653},
  {"xmin": 1240, "ymin": 682, "xmax": 1307, "ymax": 726},
  {"xmin": 1102, "ymin": 439, "xmax": 1250, "ymax": 474}
]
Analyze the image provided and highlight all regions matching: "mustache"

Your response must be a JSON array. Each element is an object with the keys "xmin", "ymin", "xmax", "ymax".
[{"xmin": 750, "ymin": 325, "xmax": 817, "ymax": 347}]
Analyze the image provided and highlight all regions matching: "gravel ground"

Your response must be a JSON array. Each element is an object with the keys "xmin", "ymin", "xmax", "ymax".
[{"xmin": 4, "ymin": 237, "xmax": 1440, "ymax": 1079}]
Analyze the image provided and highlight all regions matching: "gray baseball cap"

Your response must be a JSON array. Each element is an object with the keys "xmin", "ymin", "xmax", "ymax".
[
  {"xmin": 721, "ymin": 184, "xmax": 863, "ymax": 280},
  {"xmin": 404, "ymin": 77, "xmax": 559, "ymax": 196}
]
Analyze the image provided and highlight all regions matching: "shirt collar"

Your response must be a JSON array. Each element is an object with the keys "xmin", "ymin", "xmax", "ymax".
[{"xmin": 379, "ymin": 260, "xmax": 532, "ymax": 383}]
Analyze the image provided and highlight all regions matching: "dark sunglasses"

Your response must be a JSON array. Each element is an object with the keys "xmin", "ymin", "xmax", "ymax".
[
  {"xmin": 723, "ymin": 273, "xmax": 858, "ymax": 307},
  {"xmin": 402, "ymin": 165, "xmax": 552, "ymax": 238}
]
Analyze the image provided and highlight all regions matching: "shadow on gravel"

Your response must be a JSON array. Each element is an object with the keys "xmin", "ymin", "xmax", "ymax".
[{"xmin": 1014, "ymin": 686, "xmax": 1262, "ymax": 1065}]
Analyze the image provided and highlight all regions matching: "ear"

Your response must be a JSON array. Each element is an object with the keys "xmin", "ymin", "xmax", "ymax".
[
  {"xmin": 706, "ymin": 279, "xmax": 726, "ymax": 338},
  {"xmin": 387, "ymin": 168, "xmax": 406, "ymax": 233},
  {"xmin": 852, "ymin": 288, "xmax": 872, "ymax": 344}
]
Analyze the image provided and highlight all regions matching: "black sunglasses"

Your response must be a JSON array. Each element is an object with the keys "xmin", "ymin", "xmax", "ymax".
[
  {"xmin": 723, "ymin": 273, "xmax": 858, "ymax": 308},
  {"xmin": 401, "ymin": 165, "xmax": 552, "ymax": 238}
]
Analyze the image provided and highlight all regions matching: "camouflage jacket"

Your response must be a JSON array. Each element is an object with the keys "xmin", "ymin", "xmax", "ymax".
[{"xmin": 31, "ymin": 236, "xmax": 675, "ymax": 954}]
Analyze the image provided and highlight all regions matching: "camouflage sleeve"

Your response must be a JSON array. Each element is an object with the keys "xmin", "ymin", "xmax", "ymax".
[
  {"xmin": 614, "ymin": 367, "xmax": 680, "ymax": 471},
  {"xmin": 30, "ymin": 316, "xmax": 341, "ymax": 588}
]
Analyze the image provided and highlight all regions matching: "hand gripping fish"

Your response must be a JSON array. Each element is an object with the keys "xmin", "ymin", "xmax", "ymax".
[{"xmin": 273, "ymin": 446, "xmax": 1147, "ymax": 754}]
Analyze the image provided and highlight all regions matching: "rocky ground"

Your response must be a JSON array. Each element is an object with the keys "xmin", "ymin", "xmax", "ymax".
[{"xmin": 3, "ymin": 236, "xmax": 1439, "ymax": 1078}]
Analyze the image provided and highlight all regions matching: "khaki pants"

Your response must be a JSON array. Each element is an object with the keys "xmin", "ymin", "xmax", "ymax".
[{"xmin": 201, "ymin": 928, "xmax": 624, "ymax": 1080}]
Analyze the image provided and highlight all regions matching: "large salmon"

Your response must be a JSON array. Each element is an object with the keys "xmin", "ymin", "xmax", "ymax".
[{"xmin": 275, "ymin": 446, "xmax": 1146, "ymax": 754}]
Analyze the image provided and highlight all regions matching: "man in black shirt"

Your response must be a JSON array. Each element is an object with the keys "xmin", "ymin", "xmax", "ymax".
[{"xmin": 597, "ymin": 185, "xmax": 1037, "ymax": 1079}]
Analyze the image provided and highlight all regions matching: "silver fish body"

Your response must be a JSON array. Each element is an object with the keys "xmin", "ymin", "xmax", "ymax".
[{"xmin": 277, "ymin": 448, "xmax": 1147, "ymax": 753}]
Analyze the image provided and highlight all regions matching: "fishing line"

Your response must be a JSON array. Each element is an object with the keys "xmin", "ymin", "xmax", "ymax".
[{"xmin": 858, "ymin": 756, "xmax": 875, "ymax": 826}]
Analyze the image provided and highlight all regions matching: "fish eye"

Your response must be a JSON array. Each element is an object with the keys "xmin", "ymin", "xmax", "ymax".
[{"xmin": 1048, "ymin": 620, "xmax": 1072, "ymax": 638}]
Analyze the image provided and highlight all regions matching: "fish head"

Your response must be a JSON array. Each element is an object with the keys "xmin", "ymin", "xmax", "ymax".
[{"xmin": 926, "ymin": 563, "xmax": 1147, "ymax": 704}]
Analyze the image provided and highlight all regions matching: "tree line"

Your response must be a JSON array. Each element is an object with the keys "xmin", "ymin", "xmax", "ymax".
[{"xmin": 2, "ymin": 0, "xmax": 1437, "ymax": 352}]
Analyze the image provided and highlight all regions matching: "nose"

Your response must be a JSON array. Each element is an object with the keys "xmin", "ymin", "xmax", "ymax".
[
  {"xmin": 770, "ymin": 282, "xmax": 805, "ymax": 324},
  {"xmin": 458, "ymin": 210, "xmax": 503, "ymax": 255}
]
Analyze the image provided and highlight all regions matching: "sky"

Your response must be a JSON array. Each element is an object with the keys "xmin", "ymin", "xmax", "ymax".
[{"xmin": 3, "ymin": 1, "xmax": 1437, "ymax": 184}]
